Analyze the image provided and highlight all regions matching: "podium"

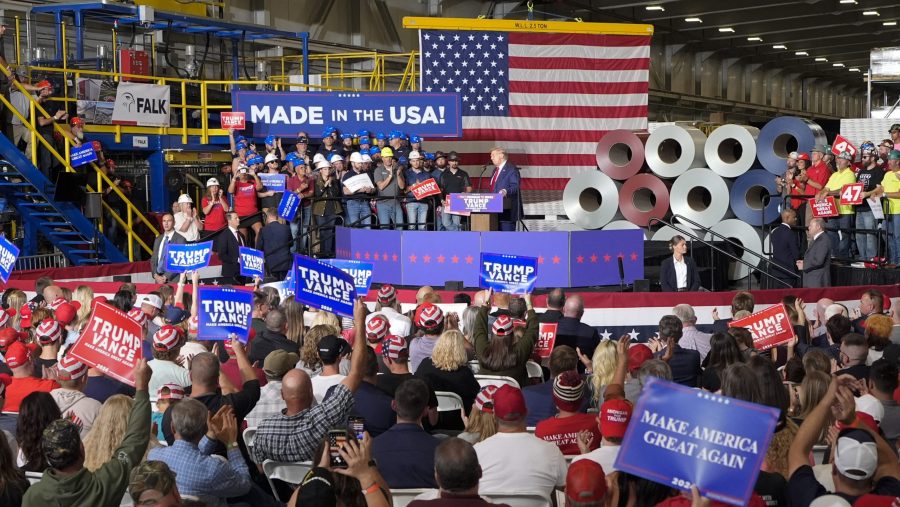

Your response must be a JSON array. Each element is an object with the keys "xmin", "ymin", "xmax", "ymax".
[
  {"xmin": 448, "ymin": 192, "xmax": 507, "ymax": 232},
  {"xmin": 470, "ymin": 212, "xmax": 498, "ymax": 231}
]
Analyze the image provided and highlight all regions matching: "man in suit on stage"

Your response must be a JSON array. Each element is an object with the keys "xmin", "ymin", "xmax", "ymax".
[
  {"xmin": 215, "ymin": 211, "xmax": 245, "ymax": 284},
  {"xmin": 770, "ymin": 208, "xmax": 801, "ymax": 288},
  {"xmin": 256, "ymin": 208, "xmax": 293, "ymax": 281},
  {"xmin": 797, "ymin": 217, "xmax": 832, "ymax": 288},
  {"xmin": 488, "ymin": 147, "xmax": 524, "ymax": 231},
  {"xmin": 150, "ymin": 213, "xmax": 186, "ymax": 284}
]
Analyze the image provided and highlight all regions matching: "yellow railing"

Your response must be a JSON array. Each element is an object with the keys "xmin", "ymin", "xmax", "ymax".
[
  {"xmin": 270, "ymin": 51, "xmax": 420, "ymax": 92},
  {"xmin": 0, "ymin": 65, "xmax": 159, "ymax": 261}
]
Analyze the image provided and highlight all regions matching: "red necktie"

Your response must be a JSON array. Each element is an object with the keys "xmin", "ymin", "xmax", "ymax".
[{"xmin": 490, "ymin": 166, "xmax": 500, "ymax": 191}]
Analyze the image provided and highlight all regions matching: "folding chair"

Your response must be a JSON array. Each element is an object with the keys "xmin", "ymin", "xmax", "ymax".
[
  {"xmin": 262, "ymin": 459, "xmax": 313, "ymax": 503},
  {"xmin": 474, "ymin": 374, "xmax": 520, "ymax": 389}
]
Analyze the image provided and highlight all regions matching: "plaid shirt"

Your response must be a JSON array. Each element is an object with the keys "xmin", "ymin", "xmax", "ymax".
[
  {"xmin": 147, "ymin": 437, "xmax": 251, "ymax": 507},
  {"xmin": 244, "ymin": 380, "xmax": 285, "ymax": 429},
  {"xmin": 253, "ymin": 383, "xmax": 354, "ymax": 463}
]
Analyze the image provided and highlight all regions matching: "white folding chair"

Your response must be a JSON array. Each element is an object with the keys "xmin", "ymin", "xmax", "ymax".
[
  {"xmin": 812, "ymin": 444, "xmax": 830, "ymax": 465},
  {"xmin": 483, "ymin": 491, "xmax": 553, "ymax": 507},
  {"xmin": 392, "ymin": 488, "xmax": 437, "ymax": 507},
  {"xmin": 434, "ymin": 391, "xmax": 465, "ymax": 417},
  {"xmin": 262, "ymin": 459, "xmax": 313, "ymax": 503},
  {"xmin": 25, "ymin": 471, "xmax": 42, "ymax": 485},
  {"xmin": 474, "ymin": 374, "xmax": 520, "ymax": 389},
  {"xmin": 526, "ymin": 360, "xmax": 544, "ymax": 380},
  {"xmin": 467, "ymin": 360, "xmax": 481, "ymax": 374},
  {"xmin": 242, "ymin": 427, "xmax": 257, "ymax": 463}
]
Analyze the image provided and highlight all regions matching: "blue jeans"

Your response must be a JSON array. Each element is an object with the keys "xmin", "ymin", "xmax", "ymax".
[
  {"xmin": 345, "ymin": 199, "xmax": 372, "ymax": 228},
  {"xmin": 376, "ymin": 199, "xmax": 404, "ymax": 229},
  {"xmin": 855, "ymin": 211, "xmax": 878, "ymax": 260},
  {"xmin": 441, "ymin": 207, "xmax": 462, "ymax": 231},
  {"xmin": 406, "ymin": 201, "xmax": 428, "ymax": 230},
  {"xmin": 290, "ymin": 206, "xmax": 312, "ymax": 253},
  {"xmin": 889, "ymin": 215, "xmax": 900, "ymax": 264},
  {"xmin": 827, "ymin": 214, "xmax": 853, "ymax": 258}
]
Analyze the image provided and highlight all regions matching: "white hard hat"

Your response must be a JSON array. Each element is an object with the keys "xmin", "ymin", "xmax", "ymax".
[
  {"xmin": 349, "ymin": 152, "xmax": 364, "ymax": 164},
  {"xmin": 177, "ymin": 194, "xmax": 193, "ymax": 204},
  {"xmin": 361, "ymin": 154, "xmax": 373, "ymax": 163},
  {"xmin": 264, "ymin": 153, "xmax": 279, "ymax": 164},
  {"xmin": 329, "ymin": 153, "xmax": 344, "ymax": 163},
  {"xmin": 206, "ymin": 178, "xmax": 220, "ymax": 187},
  {"xmin": 313, "ymin": 153, "xmax": 326, "ymax": 165},
  {"xmin": 316, "ymin": 160, "xmax": 332, "ymax": 170},
  {"xmin": 408, "ymin": 150, "xmax": 422, "ymax": 160}
]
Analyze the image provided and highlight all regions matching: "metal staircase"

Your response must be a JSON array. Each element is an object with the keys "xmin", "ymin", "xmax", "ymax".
[{"xmin": 0, "ymin": 132, "xmax": 126, "ymax": 265}]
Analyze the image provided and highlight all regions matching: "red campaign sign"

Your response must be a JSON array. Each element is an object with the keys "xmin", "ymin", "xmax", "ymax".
[
  {"xmin": 728, "ymin": 304, "xmax": 795, "ymax": 351},
  {"xmin": 69, "ymin": 302, "xmax": 142, "ymax": 386},
  {"xmin": 409, "ymin": 178, "xmax": 442, "ymax": 200},
  {"xmin": 221, "ymin": 112, "xmax": 246, "ymax": 130},
  {"xmin": 535, "ymin": 323, "xmax": 558, "ymax": 359},
  {"xmin": 831, "ymin": 135, "xmax": 858, "ymax": 159},
  {"xmin": 809, "ymin": 196, "xmax": 839, "ymax": 218},
  {"xmin": 839, "ymin": 183, "xmax": 864, "ymax": 205}
]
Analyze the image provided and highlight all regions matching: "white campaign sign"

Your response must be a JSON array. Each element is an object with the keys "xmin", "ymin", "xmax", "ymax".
[{"xmin": 111, "ymin": 82, "xmax": 171, "ymax": 127}]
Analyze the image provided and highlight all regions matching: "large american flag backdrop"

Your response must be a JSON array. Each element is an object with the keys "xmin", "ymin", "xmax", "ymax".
[{"xmin": 418, "ymin": 27, "xmax": 652, "ymax": 191}]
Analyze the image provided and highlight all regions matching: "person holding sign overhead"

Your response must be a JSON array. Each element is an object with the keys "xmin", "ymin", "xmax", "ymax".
[
  {"xmin": 474, "ymin": 289, "xmax": 537, "ymax": 387},
  {"xmin": 659, "ymin": 235, "xmax": 700, "ymax": 292},
  {"xmin": 150, "ymin": 214, "xmax": 186, "ymax": 285},
  {"xmin": 817, "ymin": 151, "xmax": 857, "ymax": 258}
]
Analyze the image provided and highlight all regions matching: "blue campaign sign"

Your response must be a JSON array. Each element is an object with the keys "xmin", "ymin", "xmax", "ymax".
[
  {"xmin": 0, "ymin": 235, "xmax": 19, "ymax": 283},
  {"xmin": 278, "ymin": 192, "xmax": 300, "ymax": 222},
  {"xmin": 239, "ymin": 246, "xmax": 265, "ymax": 279},
  {"xmin": 479, "ymin": 253, "xmax": 538, "ymax": 294},
  {"xmin": 259, "ymin": 173, "xmax": 286, "ymax": 192},
  {"xmin": 293, "ymin": 254, "xmax": 356, "ymax": 317},
  {"xmin": 164, "ymin": 241, "xmax": 213, "ymax": 273},
  {"xmin": 70, "ymin": 144, "xmax": 98, "ymax": 167},
  {"xmin": 197, "ymin": 287, "xmax": 253, "ymax": 342},
  {"xmin": 233, "ymin": 91, "xmax": 462, "ymax": 138},
  {"xmin": 614, "ymin": 378, "xmax": 779, "ymax": 506},
  {"xmin": 323, "ymin": 259, "xmax": 374, "ymax": 297},
  {"xmin": 449, "ymin": 193, "xmax": 503, "ymax": 213}
]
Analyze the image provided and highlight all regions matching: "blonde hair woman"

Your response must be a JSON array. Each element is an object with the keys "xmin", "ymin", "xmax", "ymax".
[
  {"xmin": 459, "ymin": 385, "xmax": 499, "ymax": 444},
  {"xmin": 282, "ymin": 298, "xmax": 305, "ymax": 345},
  {"xmin": 73, "ymin": 285, "xmax": 94, "ymax": 327},
  {"xmin": 580, "ymin": 340, "xmax": 618, "ymax": 408},
  {"xmin": 415, "ymin": 329, "xmax": 480, "ymax": 431},
  {"xmin": 6, "ymin": 290, "xmax": 25, "ymax": 330},
  {"xmin": 298, "ymin": 324, "xmax": 340, "ymax": 376},
  {"xmin": 312, "ymin": 310, "xmax": 341, "ymax": 331},
  {"xmin": 82, "ymin": 395, "xmax": 155, "ymax": 471}
]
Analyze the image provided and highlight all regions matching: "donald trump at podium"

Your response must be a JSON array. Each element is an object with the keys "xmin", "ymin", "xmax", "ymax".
[{"xmin": 488, "ymin": 147, "xmax": 524, "ymax": 231}]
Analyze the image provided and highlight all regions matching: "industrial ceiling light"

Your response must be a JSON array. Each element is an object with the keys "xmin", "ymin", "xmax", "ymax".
[
  {"xmin": 685, "ymin": 17, "xmax": 702, "ymax": 22},
  {"xmin": 718, "ymin": 27, "xmax": 735, "ymax": 33},
  {"xmin": 884, "ymin": 21, "xmax": 897, "ymax": 26},
  {"xmin": 849, "ymin": 68, "xmax": 861, "ymax": 72},
  {"xmin": 863, "ymin": 10, "xmax": 880, "ymax": 16},
  {"xmin": 645, "ymin": 5, "xmax": 665, "ymax": 11},
  {"xmin": 795, "ymin": 51, "xmax": 808, "ymax": 56},
  {"xmin": 815, "ymin": 57, "xmax": 828, "ymax": 62},
  {"xmin": 772, "ymin": 44, "xmax": 787, "ymax": 49},
  {"xmin": 839, "ymin": 0, "xmax": 857, "ymax": 3},
  {"xmin": 747, "ymin": 36, "xmax": 762, "ymax": 41},
  {"xmin": 833, "ymin": 63, "xmax": 845, "ymax": 67}
]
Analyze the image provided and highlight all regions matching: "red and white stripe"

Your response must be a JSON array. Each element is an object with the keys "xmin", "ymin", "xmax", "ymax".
[{"xmin": 423, "ymin": 32, "xmax": 650, "ymax": 191}]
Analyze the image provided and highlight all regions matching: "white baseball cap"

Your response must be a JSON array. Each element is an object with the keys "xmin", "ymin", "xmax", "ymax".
[
  {"xmin": 834, "ymin": 429, "xmax": 878, "ymax": 480},
  {"xmin": 140, "ymin": 294, "xmax": 163, "ymax": 310},
  {"xmin": 408, "ymin": 150, "xmax": 423, "ymax": 160},
  {"xmin": 206, "ymin": 178, "xmax": 220, "ymax": 187},
  {"xmin": 177, "ymin": 194, "xmax": 193, "ymax": 204},
  {"xmin": 788, "ymin": 151, "xmax": 799, "ymax": 160},
  {"xmin": 855, "ymin": 394, "xmax": 885, "ymax": 423}
]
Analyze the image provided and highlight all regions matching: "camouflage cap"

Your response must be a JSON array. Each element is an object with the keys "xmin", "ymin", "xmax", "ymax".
[
  {"xmin": 42, "ymin": 419, "xmax": 81, "ymax": 469},
  {"xmin": 129, "ymin": 460, "xmax": 178, "ymax": 502}
]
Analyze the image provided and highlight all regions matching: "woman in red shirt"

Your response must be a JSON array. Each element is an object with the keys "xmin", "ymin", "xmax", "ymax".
[
  {"xmin": 201, "ymin": 177, "xmax": 230, "ymax": 232},
  {"xmin": 227, "ymin": 165, "xmax": 263, "ymax": 239}
]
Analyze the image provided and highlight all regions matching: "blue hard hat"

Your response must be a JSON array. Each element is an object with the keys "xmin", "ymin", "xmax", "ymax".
[
  {"xmin": 285, "ymin": 152, "xmax": 298, "ymax": 163},
  {"xmin": 410, "ymin": 135, "xmax": 422, "ymax": 144},
  {"xmin": 424, "ymin": 151, "xmax": 435, "ymax": 160},
  {"xmin": 376, "ymin": 132, "xmax": 387, "ymax": 141},
  {"xmin": 398, "ymin": 156, "xmax": 408, "ymax": 164},
  {"xmin": 294, "ymin": 157, "xmax": 306, "ymax": 165},
  {"xmin": 389, "ymin": 131, "xmax": 402, "ymax": 140},
  {"xmin": 341, "ymin": 132, "xmax": 353, "ymax": 140},
  {"xmin": 236, "ymin": 135, "xmax": 246, "ymax": 142},
  {"xmin": 323, "ymin": 126, "xmax": 336, "ymax": 137},
  {"xmin": 265, "ymin": 135, "xmax": 276, "ymax": 145},
  {"xmin": 369, "ymin": 146, "xmax": 381, "ymax": 156},
  {"xmin": 357, "ymin": 130, "xmax": 370, "ymax": 138},
  {"xmin": 358, "ymin": 136, "xmax": 370, "ymax": 145},
  {"xmin": 237, "ymin": 140, "xmax": 248, "ymax": 149}
]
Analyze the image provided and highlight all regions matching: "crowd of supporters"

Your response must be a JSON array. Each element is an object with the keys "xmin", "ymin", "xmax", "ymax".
[{"xmin": 0, "ymin": 276, "xmax": 897, "ymax": 506}]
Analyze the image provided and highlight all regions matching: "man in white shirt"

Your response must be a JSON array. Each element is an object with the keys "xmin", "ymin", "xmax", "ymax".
[
  {"xmin": 173, "ymin": 194, "xmax": 202, "ymax": 242},
  {"xmin": 572, "ymin": 398, "xmax": 632, "ymax": 474},
  {"xmin": 310, "ymin": 335, "xmax": 349, "ymax": 403},
  {"xmin": 365, "ymin": 285, "xmax": 412, "ymax": 338},
  {"xmin": 474, "ymin": 385, "xmax": 566, "ymax": 506},
  {"xmin": 245, "ymin": 350, "xmax": 299, "ymax": 428},
  {"xmin": 672, "ymin": 304, "xmax": 712, "ymax": 362}
]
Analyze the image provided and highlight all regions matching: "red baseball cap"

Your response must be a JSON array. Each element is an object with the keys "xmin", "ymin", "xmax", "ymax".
[
  {"xmin": 376, "ymin": 284, "xmax": 396, "ymax": 304},
  {"xmin": 414, "ymin": 303, "xmax": 444, "ymax": 332},
  {"xmin": 57, "ymin": 354, "xmax": 87, "ymax": 381},
  {"xmin": 35, "ymin": 318, "xmax": 62, "ymax": 345},
  {"xmin": 493, "ymin": 384, "xmax": 527, "ymax": 422},
  {"xmin": 4, "ymin": 341, "xmax": 36, "ymax": 368},
  {"xmin": 382, "ymin": 335, "xmax": 408, "ymax": 361},
  {"xmin": 474, "ymin": 385, "xmax": 499, "ymax": 413},
  {"xmin": 54, "ymin": 301, "xmax": 80, "ymax": 326},
  {"xmin": 797, "ymin": 152, "xmax": 811, "ymax": 161},
  {"xmin": 491, "ymin": 315, "xmax": 514, "ymax": 337},
  {"xmin": 565, "ymin": 459, "xmax": 607, "ymax": 504},
  {"xmin": 366, "ymin": 315, "xmax": 389, "ymax": 343},
  {"xmin": 19, "ymin": 305, "xmax": 32, "ymax": 328},
  {"xmin": 627, "ymin": 344, "xmax": 654, "ymax": 373},
  {"xmin": 600, "ymin": 398, "xmax": 633, "ymax": 439},
  {"xmin": 0, "ymin": 328, "xmax": 23, "ymax": 348}
]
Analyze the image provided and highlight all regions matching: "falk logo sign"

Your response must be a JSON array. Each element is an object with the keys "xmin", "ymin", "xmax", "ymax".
[{"xmin": 111, "ymin": 83, "xmax": 171, "ymax": 127}]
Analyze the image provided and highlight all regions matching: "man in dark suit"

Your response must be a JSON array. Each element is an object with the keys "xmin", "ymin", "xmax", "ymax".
[
  {"xmin": 215, "ymin": 211, "xmax": 245, "ymax": 284},
  {"xmin": 256, "ymin": 208, "xmax": 293, "ymax": 281},
  {"xmin": 797, "ymin": 217, "xmax": 832, "ymax": 288},
  {"xmin": 488, "ymin": 147, "xmax": 523, "ymax": 231},
  {"xmin": 770, "ymin": 208, "xmax": 801, "ymax": 288},
  {"xmin": 657, "ymin": 315, "xmax": 701, "ymax": 388},
  {"xmin": 554, "ymin": 295, "xmax": 600, "ymax": 373},
  {"xmin": 150, "ymin": 213, "xmax": 187, "ymax": 284},
  {"xmin": 538, "ymin": 288, "xmax": 565, "ymax": 323}
]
